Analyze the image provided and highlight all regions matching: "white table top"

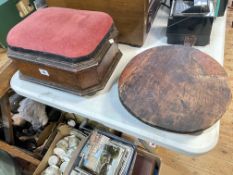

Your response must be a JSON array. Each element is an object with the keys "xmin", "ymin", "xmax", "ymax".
[{"xmin": 11, "ymin": 7, "xmax": 226, "ymax": 156}]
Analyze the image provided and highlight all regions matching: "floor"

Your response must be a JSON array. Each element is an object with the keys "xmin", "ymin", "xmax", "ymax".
[
  {"xmin": 0, "ymin": 6, "xmax": 233, "ymax": 175},
  {"xmin": 156, "ymin": 7, "xmax": 233, "ymax": 175}
]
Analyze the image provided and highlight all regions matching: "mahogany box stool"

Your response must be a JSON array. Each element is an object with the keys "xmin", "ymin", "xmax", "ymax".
[{"xmin": 7, "ymin": 7, "xmax": 122, "ymax": 96}]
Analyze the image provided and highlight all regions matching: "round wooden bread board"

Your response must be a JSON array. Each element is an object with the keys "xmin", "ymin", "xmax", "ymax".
[{"xmin": 118, "ymin": 46, "xmax": 231, "ymax": 133}]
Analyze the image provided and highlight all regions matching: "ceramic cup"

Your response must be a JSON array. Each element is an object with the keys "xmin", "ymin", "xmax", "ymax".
[
  {"xmin": 68, "ymin": 135, "xmax": 80, "ymax": 148},
  {"xmin": 67, "ymin": 119, "xmax": 76, "ymax": 127},
  {"xmin": 54, "ymin": 147, "xmax": 66, "ymax": 159},
  {"xmin": 56, "ymin": 139, "xmax": 69, "ymax": 150},
  {"xmin": 60, "ymin": 161, "xmax": 69, "ymax": 173},
  {"xmin": 48, "ymin": 155, "xmax": 60, "ymax": 166},
  {"xmin": 42, "ymin": 165, "xmax": 61, "ymax": 175}
]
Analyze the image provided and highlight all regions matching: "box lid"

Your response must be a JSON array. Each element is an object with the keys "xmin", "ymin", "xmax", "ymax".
[{"xmin": 7, "ymin": 7, "xmax": 113, "ymax": 63}]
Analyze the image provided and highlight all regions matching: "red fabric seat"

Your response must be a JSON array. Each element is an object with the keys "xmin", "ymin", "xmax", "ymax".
[{"xmin": 7, "ymin": 7, "xmax": 113, "ymax": 61}]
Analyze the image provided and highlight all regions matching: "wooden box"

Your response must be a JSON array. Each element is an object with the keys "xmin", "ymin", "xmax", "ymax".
[
  {"xmin": 46, "ymin": 0, "xmax": 161, "ymax": 47},
  {"xmin": 7, "ymin": 7, "xmax": 122, "ymax": 96}
]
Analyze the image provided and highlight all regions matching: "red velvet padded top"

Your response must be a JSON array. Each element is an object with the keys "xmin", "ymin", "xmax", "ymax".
[{"xmin": 7, "ymin": 7, "xmax": 113, "ymax": 60}]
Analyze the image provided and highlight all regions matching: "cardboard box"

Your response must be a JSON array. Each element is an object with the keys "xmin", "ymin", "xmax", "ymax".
[
  {"xmin": 33, "ymin": 125, "xmax": 87, "ymax": 175},
  {"xmin": 34, "ymin": 125, "xmax": 180, "ymax": 175}
]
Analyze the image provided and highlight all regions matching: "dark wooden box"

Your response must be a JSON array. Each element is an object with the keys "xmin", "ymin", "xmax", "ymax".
[
  {"xmin": 7, "ymin": 8, "xmax": 122, "ymax": 96},
  {"xmin": 46, "ymin": 0, "xmax": 161, "ymax": 47}
]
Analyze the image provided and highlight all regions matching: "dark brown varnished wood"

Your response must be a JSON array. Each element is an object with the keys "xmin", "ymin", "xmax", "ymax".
[
  {"xmin": 118, "ymin": 46, "xmax": 232, "ymax": 133},
  {"xmin": 9, "ymin": 33, "xmax": 122, "ymax": 96},
  {"xmin": 46, "ymin": 0, "xmax": 160, "ymax": 46}
]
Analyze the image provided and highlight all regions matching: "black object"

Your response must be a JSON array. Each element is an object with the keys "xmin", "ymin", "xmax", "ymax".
[
  {"xmin": 166, "ymin": 0, "xmax": 215, "ymax": 46},
  {"xmin": 171, "ymin": 0, "xmax": 210, "ymax": 15},
  {"xmin": 166, "ymin": 16, "xmax": 214, "ymax": 46},
  {"xmin": 166, "ymin": 0, "xmax": 228, "ymax": 46},
  {"xmin": 217, "ymin": 0, "xmax": 228, "ymax": 16},
  {"xmin": 169, "ymin": 0, "xmax": 228, "ymax": 16}
]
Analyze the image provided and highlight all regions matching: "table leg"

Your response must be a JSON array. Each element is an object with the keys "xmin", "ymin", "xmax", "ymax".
[{"xmin": 0, "ymin": 93, "xmax": 14, "ymax": 144}]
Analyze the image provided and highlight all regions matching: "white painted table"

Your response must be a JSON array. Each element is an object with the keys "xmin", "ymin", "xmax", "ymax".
[{"xmin": 11, "ymin": 7, "xmax": 227, "ymax": 156}]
